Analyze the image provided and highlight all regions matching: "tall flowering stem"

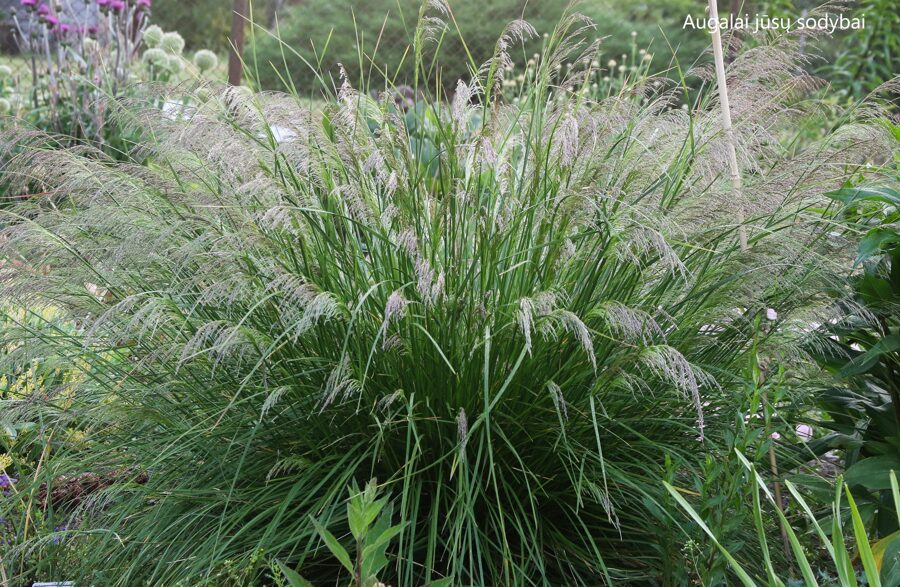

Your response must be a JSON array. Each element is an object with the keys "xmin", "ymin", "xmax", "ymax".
[{"xmin": 11, "ymin": 0, "xmax": 151, "ymax": 141}]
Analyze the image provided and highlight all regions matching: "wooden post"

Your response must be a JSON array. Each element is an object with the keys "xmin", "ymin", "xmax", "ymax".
[
  {"xmin": 707, "ymin": 0, "xmax": 748, "ymax": 251},
  {"xmin": 228, "ymin": 0, "xmax": 247, "ymax": 86}
]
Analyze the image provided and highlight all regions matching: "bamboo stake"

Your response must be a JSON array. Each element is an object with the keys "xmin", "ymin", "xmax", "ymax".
[{"xmin": 707, "ymin": 0, "xmax": 749, "ymax": 251}]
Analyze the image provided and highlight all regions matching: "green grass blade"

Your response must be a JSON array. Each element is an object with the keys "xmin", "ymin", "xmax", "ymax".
[
  {"xmin": 663, "ymin": 481, "xmax": 758, "ymax": 587},
  {"xmin": 846, "ymin": 486, "xmax": 881, "ymax": 587}
]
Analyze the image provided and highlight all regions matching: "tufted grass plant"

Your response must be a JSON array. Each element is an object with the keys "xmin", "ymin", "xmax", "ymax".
[{"xmin": 0, "ymin": 4, "xmax": 896, "ymax": 585}]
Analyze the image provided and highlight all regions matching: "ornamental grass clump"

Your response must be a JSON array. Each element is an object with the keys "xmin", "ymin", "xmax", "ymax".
[{"xmin": 0, "ymin": 5, "xmax": 895, "ymax": 585}]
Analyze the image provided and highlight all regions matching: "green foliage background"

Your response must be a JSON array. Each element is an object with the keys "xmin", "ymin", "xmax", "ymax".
[
  {"xmin": 250, "ymin": 0, "xmax": 710, "ymax": 92},
  {"xmin": 149, "ymin": 0, "xmax": 235, "ymax": 52}
]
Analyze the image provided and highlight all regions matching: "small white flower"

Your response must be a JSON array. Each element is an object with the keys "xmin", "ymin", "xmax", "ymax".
[
  {"xmin": 766, "ymin": 308, "xmax": 778, "ymax": 321},
  {"xmin": 770, "ymin": 432, "xmax": 781, "ymax": 440}
]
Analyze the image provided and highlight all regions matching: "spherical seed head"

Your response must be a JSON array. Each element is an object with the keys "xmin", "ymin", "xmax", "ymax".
[
  {"xmin": 160, "ymin": 31, "xmax": 185, "ymax": 55},
  {"xmin": 142, "ymin": 47, "xmax": 167, "ymax": 66},
  {"xmin": 0, "ymin": 98, "xmax": 11, "ymax": 114},
  {"xmin": 166, "ymin": 55, "xmax": 184, "ymax": 74},
  {"xmin": 193, "ymin": 49, "xmax": 218, "ymax": 73},
  {"xmin": 0, "ymin": 65, "xmax": 12, "ymax": 80},
  {"xmin": 143, "ymin": 24, "xmax": 163, "ymax": 48}
]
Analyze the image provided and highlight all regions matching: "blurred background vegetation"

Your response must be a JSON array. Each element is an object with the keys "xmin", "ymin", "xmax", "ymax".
[
  {"xmin": 246, "ymin": 0, "xmax": 710, "ymax": 94},
  {"xmin": 128, "ymin": 0, "xmax": 897, "ymax": 102},
  {"xmin": 2, "ymin": 0, "xmax": 895, "ymax": 101}
]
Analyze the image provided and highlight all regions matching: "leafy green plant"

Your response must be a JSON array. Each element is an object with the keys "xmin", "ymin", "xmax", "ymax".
[
  {"xmin": 665, "ymin": 456, "xmax": 900, "ymax": 586},
  {"xmin": 811, "ymin": 176, "xmax": 900, "ymax": 536},
  {"xmin": 0, "ymin": 5, "xmax": 894, "ymax": 585},
  {"xmin": 819, "ymin": 0, "xmax": 899, "ymax": 101},
  {"xmin": 281, "ymin": 479, "xmax": 407, "ymax": 587}
]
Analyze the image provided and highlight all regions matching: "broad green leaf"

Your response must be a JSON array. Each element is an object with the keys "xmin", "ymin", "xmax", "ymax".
[
  {"xmin": 361, "ymin": 523, "xmax": 406, "ymax": 561},
  {"xmin": 310, "ymin": 516, "xmax": 354, "ymax": 574},
  {"xmin": 347, "ymin": 502, "xmax": 368, "ymax": 541},
  {"xmin": 857, "ymin": 229, "xmax": 900, "ymax": 263},
  {"xmin": 360, "ymin": 506, "xmax": 398, "ymax": 580},
  {"xmin": 844, "ymin": 456, "xmax": 900, "ymax": 491},
  {"xmin": 872, "ymin": 531, "xmax": 900, "ymax": 573},
  {"xmin": 892, "ymin": 471, "xmax": 900, "ymax": 527},
  {"xmin": 840, "ymin": 336, "xmax": 900, "ymax": 377},
  {"xmin": 879, "ymin": 535, "xmax": 900, "ymax": 586},
  {"xmin": 825, "ymin": 186, "xmax": 900, "ymax": 207},
  {"xmin": 275, "ymin": 560, "xmax": 314, "ymax": 587}
]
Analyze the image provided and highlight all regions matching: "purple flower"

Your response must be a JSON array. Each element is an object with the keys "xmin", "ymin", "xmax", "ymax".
[
  {"xmin": 52, "ymin": 524, "xmax": 68, "ymax": 545},
  {"xmin": 137, "ymin": 0, "xmax": 151, "ymax": 6},
  {"xmin": 20, "ymin": 0, "xmax": 38, "ymax": 9},
  {"xmin": 44, "ymin": 13, "xmax": 59, "ymax": 28},
  {"xmin": 111, "ymin": 0, "xmax": 125, "ymax": 11},
  {"xmin": 36, "ymin": 2, "xmax": 50, "ymax": 15}
]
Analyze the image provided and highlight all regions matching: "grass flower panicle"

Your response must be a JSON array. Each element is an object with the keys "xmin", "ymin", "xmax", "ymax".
[{"xmin": 0, "ymin": 8, "xmax": 895, "ymax": 585}]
